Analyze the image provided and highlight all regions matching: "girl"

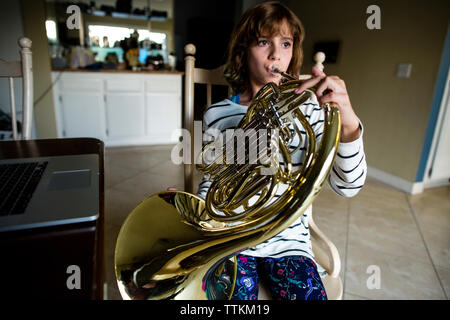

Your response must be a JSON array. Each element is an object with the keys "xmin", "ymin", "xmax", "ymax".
[{"xmin": 197, "ymin": 1, "xmax": 366, "ymax": 300}]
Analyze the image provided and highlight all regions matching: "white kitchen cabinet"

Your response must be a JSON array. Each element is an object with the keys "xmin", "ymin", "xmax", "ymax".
[
  {"xmin": 51, "ymin": 71, "xmax": 182, "ymax": 146},
  {"xmin": 60, "ymin": 91, "xmax": 105, "ymax": 140},
  {"xmin": 105, "ymin": 92, "xmax": 145, "ymax": 138},
  {"xmin": 146, "ymin": 93, "xmax": 181, "ymax": 143}
]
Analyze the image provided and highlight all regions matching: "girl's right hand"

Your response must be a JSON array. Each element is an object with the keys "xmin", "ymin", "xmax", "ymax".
[
  {"xmin": 294, "ymin": 66, "xmax": 326, "ymax": 94},
  {"xmin": 294, "ymin": 67, "xmax": 361, "ymax": 142}
]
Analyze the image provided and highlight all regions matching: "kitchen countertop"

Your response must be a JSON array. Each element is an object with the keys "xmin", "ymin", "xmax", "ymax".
[{"xmin": 52, "ymin": 68, "xmax": 184, "ymax": 75}]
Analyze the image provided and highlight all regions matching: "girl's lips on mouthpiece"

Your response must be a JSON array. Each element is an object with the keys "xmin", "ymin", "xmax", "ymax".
[{"xmin": 269, "ymin": 65, "xmax": 282, "ymax": 75}]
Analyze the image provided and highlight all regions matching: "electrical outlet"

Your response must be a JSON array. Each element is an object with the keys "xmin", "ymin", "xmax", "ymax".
[{"xmin": 397, "ymin": 63, "xmax": 412, "ymax": 78}]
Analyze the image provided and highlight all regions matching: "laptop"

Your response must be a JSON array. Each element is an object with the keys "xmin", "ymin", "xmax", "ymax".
[{"xmin": 0, "ymin": 154, "xmax": 99, "ymax": 232}]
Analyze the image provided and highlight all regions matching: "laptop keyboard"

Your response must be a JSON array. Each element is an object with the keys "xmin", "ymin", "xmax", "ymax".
[{"xmin": 0, "ymin": 161, "xmax": 48, "ymax": 216}]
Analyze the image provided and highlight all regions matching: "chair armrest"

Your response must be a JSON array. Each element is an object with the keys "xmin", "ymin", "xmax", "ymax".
[{"xmin": 308, "ymin": 213, "xmax": 341, "ymax": 278}]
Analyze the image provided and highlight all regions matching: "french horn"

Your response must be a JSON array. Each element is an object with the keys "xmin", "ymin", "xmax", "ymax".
[{"xmin": 114, "ymin": 70, "xmax": 341, "ymax": 300}]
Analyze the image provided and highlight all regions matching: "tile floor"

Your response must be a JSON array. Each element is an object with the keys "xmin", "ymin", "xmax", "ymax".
[{"xmin": 104, "ymin": 145, "xmax": 450, "ymax": 300}]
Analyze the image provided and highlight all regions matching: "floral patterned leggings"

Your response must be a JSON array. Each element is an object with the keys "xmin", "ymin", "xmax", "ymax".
[{"xmin": 230, "ymin": 255, "xmax": 327, "ymax": 300}]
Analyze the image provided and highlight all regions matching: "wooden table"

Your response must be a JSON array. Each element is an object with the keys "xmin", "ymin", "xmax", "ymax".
[{"xmin": 0, "ymin": 138, "xmax": 105, "ymax": 299}]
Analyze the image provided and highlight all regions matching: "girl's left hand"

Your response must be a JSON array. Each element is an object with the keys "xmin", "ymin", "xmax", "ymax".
[{"xmin": 294, "ymin": 67, "xmax": 361, "ymax": 142}]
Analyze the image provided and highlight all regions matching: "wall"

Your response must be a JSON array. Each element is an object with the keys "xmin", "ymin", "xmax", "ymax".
[
  {"xmin": 22, "ymin": 0, "xmax": 58, "ymax": 138},
  {"xmin": 0, "ymin": 0, "xmax": 25, "ymax": 118},
  {"xmin": 286, "ymin": 0, "xmax": 450, "ymax": 183}
]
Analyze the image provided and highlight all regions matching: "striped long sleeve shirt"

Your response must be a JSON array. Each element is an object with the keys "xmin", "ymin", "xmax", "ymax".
[{"xmin": 197, "ymin": 94, "xmax": 367, "ymax": 263}]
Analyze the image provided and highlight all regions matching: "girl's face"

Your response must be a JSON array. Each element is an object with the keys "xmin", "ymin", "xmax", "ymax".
[{"xmin": 247, "ymin": 20, "xmax": 293, "ymax": 92}]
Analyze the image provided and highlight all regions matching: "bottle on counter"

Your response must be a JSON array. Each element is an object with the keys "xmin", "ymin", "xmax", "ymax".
[{"xmin": 168, "ymin": 52, "xmax": 176, "ymax": 71}]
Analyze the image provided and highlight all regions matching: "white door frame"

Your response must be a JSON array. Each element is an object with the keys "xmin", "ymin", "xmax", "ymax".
[{"xmin": 424, "ymin": 65, "xmax": 450, "ymax": 188}]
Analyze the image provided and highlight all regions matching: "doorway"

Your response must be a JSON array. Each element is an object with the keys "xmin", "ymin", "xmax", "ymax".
[{"xmin": 425, "ymin": 66, "xmax": 450, "ymax": 188}]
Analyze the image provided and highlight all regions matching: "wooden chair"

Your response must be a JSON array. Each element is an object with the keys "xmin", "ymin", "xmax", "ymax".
[
  {"xmin": 0, "ymin": 37, "xmax": 33, "ymax": 140},
  {"xmin": 183, "ymin": 43, "xmax": 230, "ymax": 193},
  {"xmin": 183, "ymin": 43, "xmax": 343, "ymax": 300}
]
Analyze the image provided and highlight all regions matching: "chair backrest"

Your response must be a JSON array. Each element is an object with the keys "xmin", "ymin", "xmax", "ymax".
[
  {"xmin": 183, "ymin": 43, "xmax": 231, "ymax": 193},
  {"xmin": 0, "ymin": 37, "xmax": 33, "ymax": 140}
]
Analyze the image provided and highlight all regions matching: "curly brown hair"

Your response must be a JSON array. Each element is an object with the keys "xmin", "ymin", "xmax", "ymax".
[{"xmin": 224, "ymin": 1, "xmax": 305, "ymax": 95}]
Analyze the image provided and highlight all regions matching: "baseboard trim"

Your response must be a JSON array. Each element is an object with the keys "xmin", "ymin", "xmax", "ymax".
[{"xmin": 367, "ymin": 166, "xmax": 424, "ymax": 194}]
